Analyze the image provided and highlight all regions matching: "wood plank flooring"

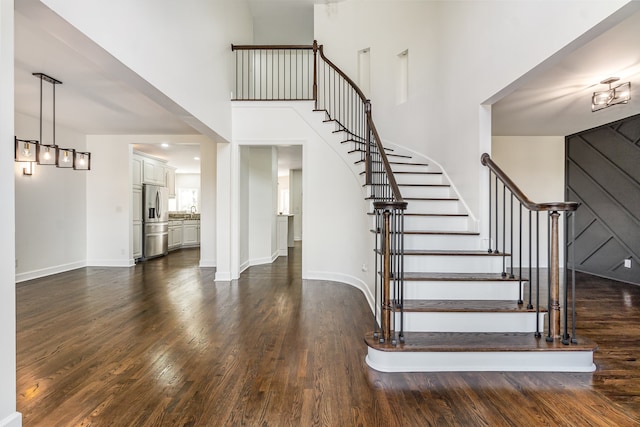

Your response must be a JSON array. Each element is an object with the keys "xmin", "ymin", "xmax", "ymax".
[{"xmin": 16, "ymin": 245, "xmax": 640, "ymax": 426}]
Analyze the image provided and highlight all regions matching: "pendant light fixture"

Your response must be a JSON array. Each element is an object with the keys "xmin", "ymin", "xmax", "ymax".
[
  {"xmin": 34, "ymin": 72, "xmax": 62, "ymax": 165},
  {"xmin": 15, "ymin": 72, "xmax": 92, "ymax": 175}
]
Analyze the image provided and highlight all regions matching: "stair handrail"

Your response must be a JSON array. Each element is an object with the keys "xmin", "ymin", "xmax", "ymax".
[
  {"xmin": 231, "ymin": 41, "xmax": 407, "ymax": 345},
  {"xmin": 481, "ymin": 153, "xmax": 577, "ymax": 212},
  {"xmin": 316, "ymin": 44, "xmax": 405, "ymax": 207},
  {"xmin": 481, "ymin": 152, "xmax": 580, "ymax": 346}
]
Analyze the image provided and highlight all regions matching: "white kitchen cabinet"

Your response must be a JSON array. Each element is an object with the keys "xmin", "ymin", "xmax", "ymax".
[
  {"xmin": 166, "ymin": 167, "xmax": 176, "ymax": 198},
  {"xmin": 168, "ymin": 220, "xmax": 183, "ymax": 250},
  {"xmin": 133, "ymin": 222, "xmax": 142, "ymax": 259},
  {"xmin": 182, "ymin": 220, "xmax": 200, "ymax": 247},
  {"xmin": 142, "ymin": 158, "xmax": 166, "ymax": 186},
  {"xmin": 132, "ymin": 157, "xmax": 142, "ymax": 188},
  {"xmin": 132, "ymin": 188, "xmax": 142, "ymax": 223},
  {"xmin": 132, "ymin": 187, "xmax": 143, "ymax": 259}
]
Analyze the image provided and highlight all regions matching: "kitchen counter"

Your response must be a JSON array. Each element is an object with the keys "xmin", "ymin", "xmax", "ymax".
[{"xmin": 168, "ymin": 213, "xmax": 200, "ymax": 220}]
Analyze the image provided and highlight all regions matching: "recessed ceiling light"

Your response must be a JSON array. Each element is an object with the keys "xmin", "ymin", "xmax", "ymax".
[
  {"xmin": 194, "ymin": 157, "xmax": 200, "ymax": 161},
  {"xmin": 161, "ymin": 143, "xmax": 169, "ymax": 148}
]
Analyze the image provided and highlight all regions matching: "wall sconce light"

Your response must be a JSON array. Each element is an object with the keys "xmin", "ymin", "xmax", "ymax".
[
  {"xmin": 22, "ymin": 162, "xmax": 35, "ymax": 176},
  {"xmin": 592, "ymin": 77, "xmax": 631, "ymax": 112}
]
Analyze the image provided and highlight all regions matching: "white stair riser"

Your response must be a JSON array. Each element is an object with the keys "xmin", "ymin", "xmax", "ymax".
[
  {"xmin": 404, "ymin": 215, "xmax": 469, "ymax": 231},
  {"xmin": 390, "ymin": 164, "xmax": 432, "ymax": 173},
  {"xmin": 405, "ymin": 199, "xmax": 463, "ymax": 214},
  {"xmin": 366, "ymin": 349, "xmax": 596, "ymax": 373},
  {"xmin": 395, "ymin": 174, "xmax": 444, "ymax": 185},
  {"xmin": 400, "ymin": 186, "xmax": 451, "ymax": 199},
  {"xmin": 398, "ymin": 312, "xmax": 545, "ymax": 333},
  {"xmin": 403, "ymin": 234, "xmax": 482, "ymax": 250},
  {"xmin": 403, "ymin": 255, "xmax": 505, "ymax": 273},
  {"xmin": 404, "ymin": 281, "xmax": 523, "ymax": 300}
]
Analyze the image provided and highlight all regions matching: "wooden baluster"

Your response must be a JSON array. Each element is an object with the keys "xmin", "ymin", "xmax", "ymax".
[
  {"xmin": 312, "ymin": 41, "xmax": 318, "ymax": 108},
  {"xmin": 381, "ymin": 209, "xmax": 392, "ymax": 343},
  {"xmin": 547, "ymin": 211, "xmax": 561, "ymax": 341},
  {"xmin": 365, "ymin": 101, "xmax": 372, "ymax": 186}
]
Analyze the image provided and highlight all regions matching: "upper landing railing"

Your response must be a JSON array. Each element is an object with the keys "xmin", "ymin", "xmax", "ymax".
[{"xmin": 232, "ymin": 41, "xmax": 406, "ymax": 345}]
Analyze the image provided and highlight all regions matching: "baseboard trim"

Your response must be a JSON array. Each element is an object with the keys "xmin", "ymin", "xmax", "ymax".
[
  {"xmin": 86, "ymin": 259, "xmax": 135, "ymax": 268},
  {"xmin": 215, "ymin": 271, "xmax": 232, "ymax": 282},
  {"xmin": 16, "ymin": 261, "xmax": 86, "ymax": 283},
  {"xmin": 0, "ymin": 412, "xmax": 22, "ymax": 427},
  {"xmin": 199, "ymin": 258, "xmax": 217, "ymax": 268},
  {"xmin": 304, "ymin": 271, "xmax": 375, "ymax": 312}
]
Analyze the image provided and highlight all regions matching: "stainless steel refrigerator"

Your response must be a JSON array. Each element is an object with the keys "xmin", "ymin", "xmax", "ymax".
[{"xmin": 142, "ymin": 184, "xmax": 169, "ymax": 260}]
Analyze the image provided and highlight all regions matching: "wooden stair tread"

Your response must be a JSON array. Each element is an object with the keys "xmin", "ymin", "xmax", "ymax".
[
  {"xmin": 404, "ymin": 197, "xmax": 459, "ymax": 201},
  {"xmin": 367, "ymin": 212, "xmax": 468, "ymax": 217},
  {"xmin": 403, "ymin": 272, "xmax": 525, "ymax": 281},
  {"xmin": 355, "ymin": 159, "xmax": 429, "ymax": 166},
  {"xmin": 404, "ymin": 230, "xmax": 479, "ymax": 235},
  {"xmin": 399, "ymin": 184, "xmax": 450, "ymax": 188},
  {"xmin": 380, "ymin": 249, "xmax": 508, "ymax": 256},
  {"xmin": 365, "ymin": 332, "xmax": 598, "ymax": 353},
  {"xmin": 400, "ymin": 299, "xmax": 545, "ymax": 312},
  {"xmin": 370, "ymin": 229, "xmax": 479, "ymax": 236},
  {"xmin": 348, "ymin": 149, "xmax": 410, "ymax": 159},
  {"xmin": 360, "ymin": 171, "xmax": 442, "ymax": 175}
]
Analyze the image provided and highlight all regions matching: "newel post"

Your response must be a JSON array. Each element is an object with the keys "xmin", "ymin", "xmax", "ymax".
[{"xmin": 547, "ymin": 211, "xmax": 561, "ymax": 341}]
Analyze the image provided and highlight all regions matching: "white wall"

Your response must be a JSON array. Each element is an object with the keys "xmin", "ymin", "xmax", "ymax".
[
  {"xmin": 199, "ymin": 140, "xmax": 217, "ymax": 268},
  {"xmin": 239, "ymin": 146, "xmax": 250, "ymax": 270},
  {"xmin": 224, "ymin": 101, "xmax": 376, "ymax": 306},
  {"xmin": 246, "ymin": 147, "xmax": 278, "ymax": 265},
  {"xmin": 314, "ymin": 0, "xmax": 632, "ymax": 223},
  {"xmin": 290, "ymin": 169, "xmax": 302, "ymax": 241},
  {"xmin": 86, "ymin": 135, "xmax": 132, "ymax": 266},
  {"xmin": 0, "ymin": 0, "xmax": 20, "ymax": 424},
  {"xmin": 86, "ymin": 134, "xmax": 214, "ymax": 266},
  {"xmin": 492, "ymin": 137, "xmax": 565, "ymax": 203},
  {"xmin": 15, "ymin": 112, "xmax": 87, "ymax": 281},
  {"xmin": 492, "ymin": 136, "xmax": 566, "ymax": 267},
  {"xmin": 40, "ymin": 0, "xmax": 253, "ymax": 142}
]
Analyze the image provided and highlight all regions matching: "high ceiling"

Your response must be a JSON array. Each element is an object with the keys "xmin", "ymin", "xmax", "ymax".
[
  {"xmin": 492, "ymin": 7, "xmax": 640, "ymax": 136},
  {"xmin": 12, "ymin": 1, "xmax": 640, "ymax": 173}
]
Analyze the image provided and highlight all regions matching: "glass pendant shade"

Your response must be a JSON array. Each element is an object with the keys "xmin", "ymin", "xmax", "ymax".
[
  {"xmin": 57, "ymin": 148, "xmax": 75, "ymax": 168},
  {"xmin": 73, "ymin": 151, "xmax": 91, "ymax": 170},
  {"xmin": 15, "ymin": 137, "xmax": 39, "ymax": 162},
  {"xmin": 38, "ymin": 144, "xmax": 58, "ymax": 165}
]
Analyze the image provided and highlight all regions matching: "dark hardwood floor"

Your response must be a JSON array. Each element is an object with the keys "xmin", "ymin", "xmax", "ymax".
[{"xmin": 16, "ymin": 244, "xmax": 640, "ymax": 426}]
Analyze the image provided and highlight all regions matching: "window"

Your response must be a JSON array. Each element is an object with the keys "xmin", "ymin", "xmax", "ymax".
[{"xmin": 177, "ymin": 188, "xmax": 199, "ymax": 212}]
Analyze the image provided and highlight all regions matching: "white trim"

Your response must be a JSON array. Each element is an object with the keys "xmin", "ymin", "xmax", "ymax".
[
  {"xmin": 214, "ymin": 271, "xmax": 232, "ymax": 282},
  {"xmin": 16, "ymin": 260, "xmax": 86, "ymax": 283},
  {"xmin": 0, "ymin": 412, "xmax": 22, "ymax": 427},
  {"xmin": 199, "ymin": 258, "xmax": 217, "ymax": 268},
  {"xmin": 239, "ymin": 259, "xmax": 250, "ymax": 274},
  {"xmin": 86, "ymin": 259, "xmax": 135, "ymax": 268},
  {"xmin": 366, "ymin": 348, "xmax": 596, "ymax": 373},
  {"xmin": 304, "ymin": 271, "xmax": 375, "ymax": 312}
]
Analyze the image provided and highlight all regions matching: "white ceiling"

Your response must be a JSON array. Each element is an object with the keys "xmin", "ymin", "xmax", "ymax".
[
  {"xmin": 492, "ymin": 7, "xmax": 640, "ymax": 136},
  {"xmin": 12, "ymin": 1, "xmax": 640, "ymax": 174}
]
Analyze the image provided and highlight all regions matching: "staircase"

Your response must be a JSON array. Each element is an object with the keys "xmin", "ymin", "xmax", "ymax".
[{"xmin": 231, "ymin": 41, "xmax": 598, "ymax": 373}]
